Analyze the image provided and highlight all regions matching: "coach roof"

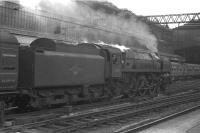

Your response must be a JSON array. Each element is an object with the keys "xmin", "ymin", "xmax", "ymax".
[{"xmin": 0, "ymin": 30, "xmax": 19, "ymax": 45}]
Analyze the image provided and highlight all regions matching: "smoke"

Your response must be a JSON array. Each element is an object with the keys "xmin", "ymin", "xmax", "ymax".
[{"xmin": 18, "ymin": 0, "xmax": 158, "ymax": 52}]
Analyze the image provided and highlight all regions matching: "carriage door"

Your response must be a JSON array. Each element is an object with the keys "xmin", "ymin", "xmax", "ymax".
[{"xmin": 111, "ymin": 53, "xmax": 121, "ymax": 78}]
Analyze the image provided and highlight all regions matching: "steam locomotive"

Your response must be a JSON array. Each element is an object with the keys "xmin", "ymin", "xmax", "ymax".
[{"xmin": 1, "ymin": 30, "xmax": 200, "ymax": 109}]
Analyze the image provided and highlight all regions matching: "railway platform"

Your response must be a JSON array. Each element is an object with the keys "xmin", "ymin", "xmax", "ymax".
[{"xmin": 138, "ymin": 108, "xmax": 200, "ymax": 133}]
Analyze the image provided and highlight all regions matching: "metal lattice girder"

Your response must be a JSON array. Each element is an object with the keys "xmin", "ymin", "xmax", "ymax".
[{"xmin": 143, "ymin": 13, "xmax": 200, "ymax": 24}]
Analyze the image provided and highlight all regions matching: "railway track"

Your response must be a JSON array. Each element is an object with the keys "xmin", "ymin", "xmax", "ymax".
[
  {"xmin": 5, "ymin": 97, "xmax": 132, "ymax": 125},
  {"xmin": 1, "ymin": 90, "xmax": 200, "ymax": 133},
  {"xmin": 3, "ymin": 78, "xmax": 200, "ymax": 126},
  {"xmin": 5, "ymin": 78, "xmax": 200, "ymax": 121},
  {"xmin": 115, "ymin": 103, "xmax": 200, "ymax": 133}
]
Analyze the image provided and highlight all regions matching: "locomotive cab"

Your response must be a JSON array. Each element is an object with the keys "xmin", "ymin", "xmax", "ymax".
[{"xmin": 99, "ymin": 45, "xmax": 122, "ymax": 78}]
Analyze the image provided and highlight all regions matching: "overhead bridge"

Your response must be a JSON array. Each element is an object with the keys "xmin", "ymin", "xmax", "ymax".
[{"xmin": 142, "ymin": 12, "xmax": 200, "ymax": 24}]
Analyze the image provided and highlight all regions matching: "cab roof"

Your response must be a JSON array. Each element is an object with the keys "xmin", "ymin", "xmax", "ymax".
[{"xmin": 78, "ymin": 43, "xmax": 121, "ymax": 54}]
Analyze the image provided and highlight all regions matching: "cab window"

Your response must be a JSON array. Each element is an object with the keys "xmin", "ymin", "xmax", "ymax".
[{"xmin": 112, "ymin": 54, "xmax": 121, "ymax": 64}]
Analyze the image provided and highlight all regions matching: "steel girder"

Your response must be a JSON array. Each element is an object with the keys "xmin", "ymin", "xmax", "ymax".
[{"xmin": 142, "ymin": 13, "xmax": 200, "ymax": 24}]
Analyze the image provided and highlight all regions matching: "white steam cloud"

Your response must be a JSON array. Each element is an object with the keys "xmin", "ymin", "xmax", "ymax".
[{"xmin": 18, "ymin": 0, "xmax": 158, "ymax": 52}]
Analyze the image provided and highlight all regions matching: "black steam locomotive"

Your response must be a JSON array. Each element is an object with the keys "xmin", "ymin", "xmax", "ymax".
[{"xmin": 1, "ymin": 30, "xmax": 200, "ymax": 109}]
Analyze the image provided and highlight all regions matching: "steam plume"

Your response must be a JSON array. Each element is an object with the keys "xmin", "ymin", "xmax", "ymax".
[{"xmin": 19, "ymin": 0, "xmax": 158, "ymax": 52}]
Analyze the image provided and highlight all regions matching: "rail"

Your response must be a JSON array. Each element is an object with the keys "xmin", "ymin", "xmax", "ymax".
[
  {"xmin": 1, "ymin": 91, "xmax": 200, "ymax": 133},
  {"xmin": 115, "ymin": 104, "xmax": 200, "ymax": 133}
]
